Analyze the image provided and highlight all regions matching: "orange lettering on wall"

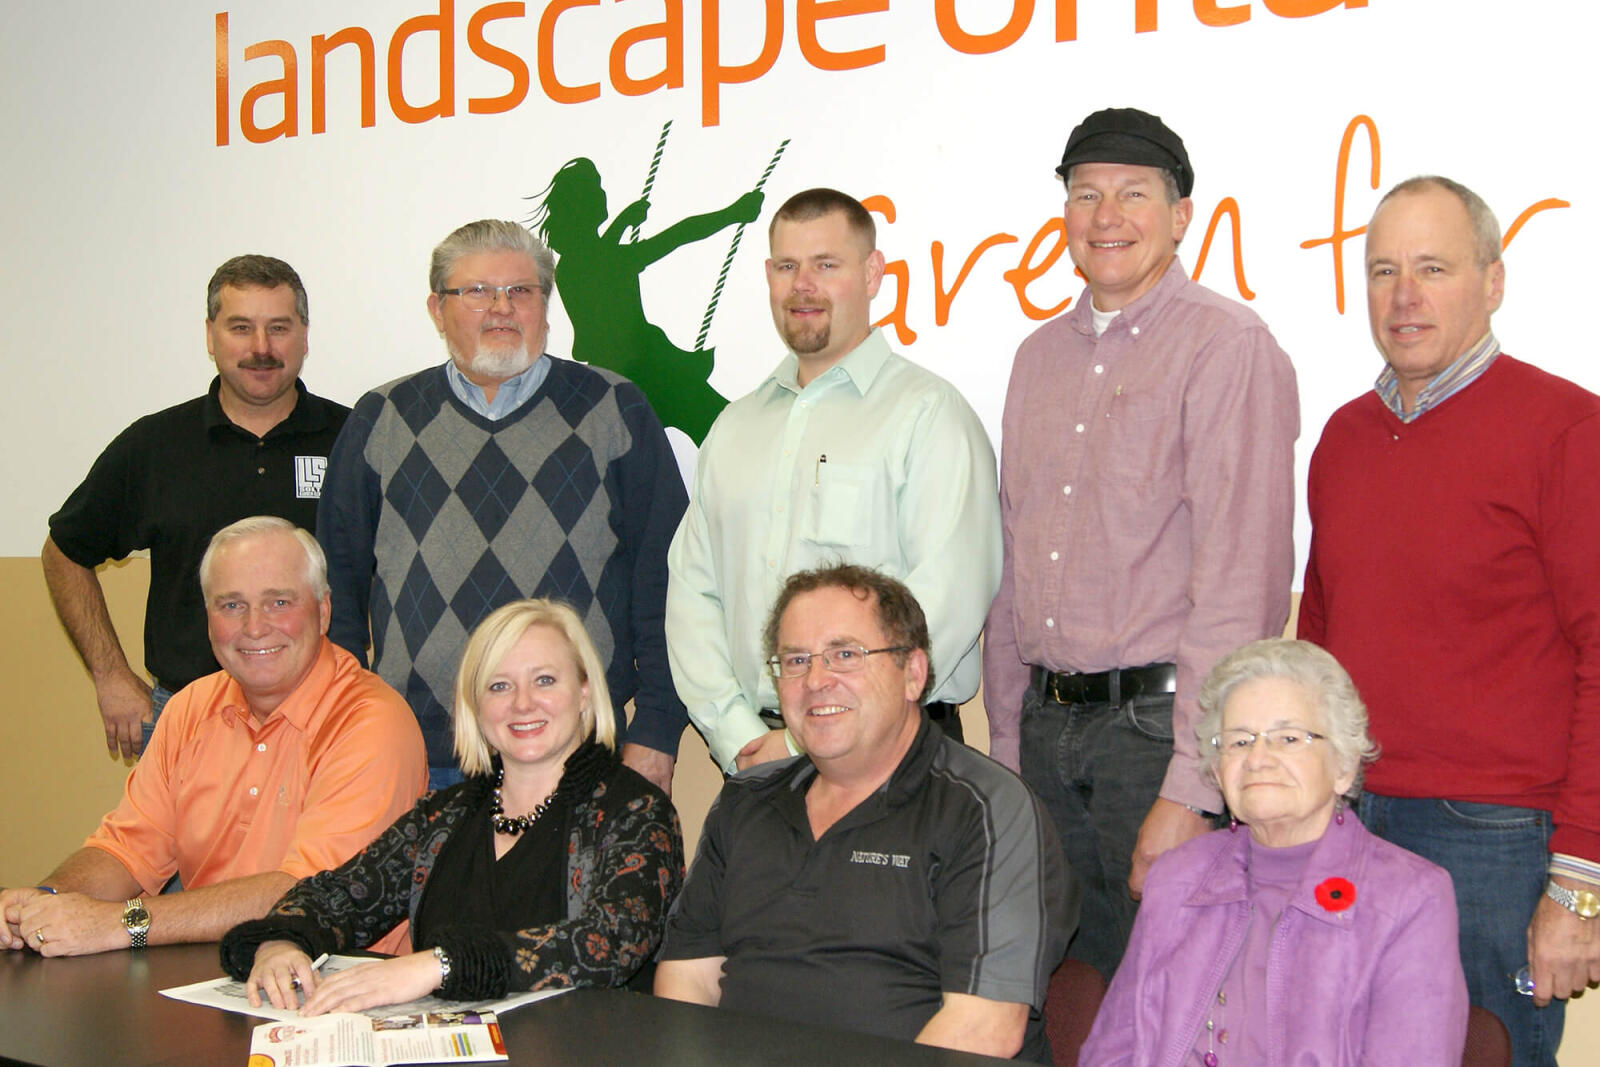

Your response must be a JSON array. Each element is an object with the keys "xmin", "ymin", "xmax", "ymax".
[
  {"xmin": 610, "ymin": 0, "xmax": 684, "ymax": 96},
  {"xmin": 312, "ymin": 29, "xmax": 377, "ymax": 133},
  {"xmin": 1191, "ymin": 197, "xmax": 1255, "ymax": 300},
  {"xmin": 468, "ymin": 3, "xmax": 530, "ymax": 114},
  {"xmin": 935, "ymin": 0, "xmax": 1033, "ymax": 54},
  {"xmin": 1502, "ymin": 198, "xmax": 1570, "ymax": 250},
  {"xmin": 876, "ymin": 260, "xmax": 918, "ymax": 345},
  {"xmin": 798, "ymin": 0, "xmax": 886, "ymax": 71},
  {"xmin": 933, "ymin": 233, "xmax": 1019, "ymax": 326},
  {"xmin": 1003, "ymin": 217, "xmax": 1073, "ymax": 320},
  {"xmin": 1263, "ymin": 0, "xmax": 1365, "ymax": 15},
  {"xmin": 701, "ymin": 0, "xmax": 783, "ymax": 127},
  {"xmin": 863, "ymin": 195, "xmax": 917, "ymax": 345},
  {"xmin": 1136, "ymin": 0, "xmax": 1157, "ymax": 32},
  {"xmin": 1057, "ymin": 0, "xmax": 1077, "ymax": 41},
  {"xmin": 241, "ymin": 41, "xmax": 298, "ymax": 144},
  {"xmin": 1300, "ymin": 114, "xmax": 1380, "ymax": 313},
  {"xmin": 389, "ymin": 0, "xmax": 456, "ymax": 124},
  {"xmin": 1195, "ymin": 0, "xmax": 1250, "ymax": 27},
  {"xmin": 215, "ymin": 13, "xmax": 230, "ymax": 147},
  {"xmin": 538, "ymin": 0, "xmax": 600, "ymax": 104}
]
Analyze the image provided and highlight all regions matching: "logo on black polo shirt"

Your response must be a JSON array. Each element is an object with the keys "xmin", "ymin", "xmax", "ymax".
[
  {"xmin": 850, "ymin": 849, "xmax": 911, "ymax": 868},
  {"xmin": 295, "ymin": 456, "xmax": 328, "ymax": 499}
]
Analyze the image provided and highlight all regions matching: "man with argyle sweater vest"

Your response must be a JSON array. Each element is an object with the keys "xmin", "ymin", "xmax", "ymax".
[
  {"xmin": 318, "ymin": 220, "xmax": 688, "ymax": 795},
  {"xmin": 1300, "ymin": 177, "xmax": 1600, "ymax": 1066}
]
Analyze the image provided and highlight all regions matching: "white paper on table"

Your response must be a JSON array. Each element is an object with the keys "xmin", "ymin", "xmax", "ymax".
[
  {"xmin": 159, "ymin": 954, "xmax": 567, "ymax": 1023},
  {"xmin": 247, "ymin": 1010, "xmax": 509, "ymax": 1066}
]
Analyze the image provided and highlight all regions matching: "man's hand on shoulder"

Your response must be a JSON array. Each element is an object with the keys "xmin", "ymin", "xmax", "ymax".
[
  {"xmin": 96, "ymin": 667, "xmax": 153, "ymax": 761},
  {"xmin": 1527, "ymin": 877, "xmax": 1600, "ymax": 1006},
  {"xmin": 734, "ymin": 729, "xmax": 791, "ymax": 772},
  {"xmin": 621, "ymin": 743, "xmax": 676, "ymax": 797},
  {"xmin": 12, "ymin": 892, "xmax": 128, "ymax": 957},
  {"xmin": 1128, "ymin": 798, "xmax": 1210, "ymax": 899}
]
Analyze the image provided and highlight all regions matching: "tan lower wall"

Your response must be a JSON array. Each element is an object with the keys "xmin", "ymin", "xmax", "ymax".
[
  {"xmin": 3, "ymin": 557, "xmax": 1593, "ymax": 1059},
  {"xmin": 2, "ymin": 556, "xmax": 149, "ymax": 888}
]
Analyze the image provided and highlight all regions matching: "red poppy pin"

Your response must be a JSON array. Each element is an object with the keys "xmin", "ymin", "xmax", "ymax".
[{"xmin": 1315, "ymin": 877, "xmax": 1356, "ymax": 912}]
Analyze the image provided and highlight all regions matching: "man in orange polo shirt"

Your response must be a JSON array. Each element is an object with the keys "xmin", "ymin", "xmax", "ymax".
[{"xmin": 0, "ymin": 517, "xmax": 427, "ymax": 956}]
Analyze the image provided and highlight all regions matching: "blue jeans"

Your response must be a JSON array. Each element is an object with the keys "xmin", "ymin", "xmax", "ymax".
[
  {"xmin": 1020, "ymin": 684, "xmax": 1174, "ymax": 980},
  {"xmin": 139, "ymin": 684, "xmax": 175, "ymax": 753},
  {"xmin": 1357, "ymin": 793, "xmax": 1561, "ymax": 1067}
]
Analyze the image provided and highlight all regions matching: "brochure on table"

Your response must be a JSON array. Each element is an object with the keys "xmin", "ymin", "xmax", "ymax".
[
  {"xmin": 160, "ymin": 954, "xmax": 565, "ymax": 1023},
  {"xmin": 245, "ymin": 1010, "xmax": 508, "ymax": 1066}
]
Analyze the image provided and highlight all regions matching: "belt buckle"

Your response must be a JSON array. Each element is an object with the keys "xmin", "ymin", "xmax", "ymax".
[{"xmin": 1045, "ymin": 671, "xmax": 1076, "ymax": 705}]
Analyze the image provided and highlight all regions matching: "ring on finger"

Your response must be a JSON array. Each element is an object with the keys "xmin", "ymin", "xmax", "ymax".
[{"xmin": 33, "ymin": 929, "xmax": 46, "ymax": 945}]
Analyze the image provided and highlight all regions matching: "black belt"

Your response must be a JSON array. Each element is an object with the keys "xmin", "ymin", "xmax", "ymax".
[
  {"xmin": 759, "ymin": 701, "xmax": 959, "ymax": 726},
  {"xmin": 1032, "ymin": 663, "xmax": 1177, "ymax": 705}
]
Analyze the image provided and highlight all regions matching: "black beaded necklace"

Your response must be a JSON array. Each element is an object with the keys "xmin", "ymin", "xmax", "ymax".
[{"xmin": 489, "ymin": 767, "xmax": 556, "ymax": 836}]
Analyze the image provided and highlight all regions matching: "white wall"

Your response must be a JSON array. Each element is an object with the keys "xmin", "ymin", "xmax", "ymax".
[{"xmin": 5, "ymin": 0, "xmax": 1595, "ymax": 569}]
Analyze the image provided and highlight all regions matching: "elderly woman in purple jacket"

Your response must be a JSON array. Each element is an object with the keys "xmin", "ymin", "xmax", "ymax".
[{"xmin": 1080, "ymin": 638, "xmax": 1467, "ymax": 1066}]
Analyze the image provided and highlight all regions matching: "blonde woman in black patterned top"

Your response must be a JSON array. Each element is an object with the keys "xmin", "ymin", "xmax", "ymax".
[{"xmin": 221, "ymin": 598, "xmax": 684, "ymax": 1012}]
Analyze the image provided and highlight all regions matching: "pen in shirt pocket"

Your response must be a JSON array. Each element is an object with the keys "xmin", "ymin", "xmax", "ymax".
[{"xmin": 814, "ymin": 453, "xmax": 827, "ymax": 486}]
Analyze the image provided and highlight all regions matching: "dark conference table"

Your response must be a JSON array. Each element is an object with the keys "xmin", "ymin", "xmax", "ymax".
[{"xmin": 0, "ymin": 943, "xmax": 1015, "ymax": 1066}]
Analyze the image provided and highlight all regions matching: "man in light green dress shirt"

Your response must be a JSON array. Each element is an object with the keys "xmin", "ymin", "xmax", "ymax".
[{"xmin": 666, "ymin": 188, "xmax": 1001, "ymax": 773}]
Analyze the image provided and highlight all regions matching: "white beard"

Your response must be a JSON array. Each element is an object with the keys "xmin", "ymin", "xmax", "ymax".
[{"xmin": 449, "ymin": 336, "xmax": 534, "ymax": 382}]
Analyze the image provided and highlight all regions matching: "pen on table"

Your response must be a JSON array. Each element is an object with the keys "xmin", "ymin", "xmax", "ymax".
[{"xmin": 291, "ymin": 954, "xmax": 330, "ymax": 993}]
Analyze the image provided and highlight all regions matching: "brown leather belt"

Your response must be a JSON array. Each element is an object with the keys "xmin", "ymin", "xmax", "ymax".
[{"xmin": 1031, "ymin": 663, "xmax": 1177, "ymax": 705}]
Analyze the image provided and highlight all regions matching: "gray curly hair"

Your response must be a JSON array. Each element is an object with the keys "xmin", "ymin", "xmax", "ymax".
[{"xmin": 1196, "ymin": 638, "xmax": 1378, "ymax": 794}]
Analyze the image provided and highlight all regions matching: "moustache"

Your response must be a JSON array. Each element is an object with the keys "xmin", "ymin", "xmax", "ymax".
[{"xmin": 237, "ymin": 357, "xmax": 284, "ymax": 370}]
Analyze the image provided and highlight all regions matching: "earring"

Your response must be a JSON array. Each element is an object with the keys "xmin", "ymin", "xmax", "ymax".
[
  {"xmin": 1228, "ymin": 814, "xmax": 1238, "ymax": 833},
  {"xmin": 1335, "ymin": 796, "xmax": 1346, "ymax": 826}
]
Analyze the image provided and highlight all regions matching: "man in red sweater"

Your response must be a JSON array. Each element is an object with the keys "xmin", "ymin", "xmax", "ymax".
[{"xmin": 1300, "ymin": 176, "xmax": 1600, "ymax": 1066}]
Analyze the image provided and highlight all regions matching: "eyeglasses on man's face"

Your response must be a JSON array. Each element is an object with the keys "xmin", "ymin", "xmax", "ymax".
[
  {"xmin": 1210, "ymin": 726, "xmax": 1326, "ymax": 758},
  {"xmin": 437, "ymin": 283, "xmax": 543, "ymax": 312},
  {"xmin": 766, "ymin": 645, "xmax": 910, "ymax": 679}
]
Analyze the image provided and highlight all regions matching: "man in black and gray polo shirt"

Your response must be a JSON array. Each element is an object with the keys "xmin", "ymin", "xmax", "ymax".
[
  {"xmin": 43, "ymin": 255, "xmax": 346, "ymax": 759},
  {"xmin": 656, "ymin": 564, "xmax": 1075, "ymax": 1063}
]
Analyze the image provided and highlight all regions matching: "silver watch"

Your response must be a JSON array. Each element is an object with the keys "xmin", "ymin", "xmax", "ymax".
[
  {"xmin": 121, "ymin": 897, "xmax": 151, "ymax": 949},
  {"xmin": 433, "ymin": 944, "xmax": 452, "ymax": 985},
  {"xmin": 1545, "ymin": 881, "xmax": 1600, "ymax": 919}
]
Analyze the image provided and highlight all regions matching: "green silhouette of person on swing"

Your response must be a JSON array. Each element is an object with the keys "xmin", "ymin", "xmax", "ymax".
[{"xmin": 530, "ymin": 157, "xmax": 763, "ymax": 443}]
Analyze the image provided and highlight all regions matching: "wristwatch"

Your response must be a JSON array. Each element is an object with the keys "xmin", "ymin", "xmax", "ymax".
[
  {"xmin": 121, "ymin": 898, "xmax": 151, "ymax": 948},
  {"xmin": 433, "ymin": 945, "xmax": 452, "ymax": 987},
  {"xmin": 1545, "ymin": 881, "xmax": 1600, "ymax": 919}
]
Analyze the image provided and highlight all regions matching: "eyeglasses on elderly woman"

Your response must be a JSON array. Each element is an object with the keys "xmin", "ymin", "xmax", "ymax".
[{"xmin": 1209, "ymin": 726, "xmax": 1327, "ymax": 757}]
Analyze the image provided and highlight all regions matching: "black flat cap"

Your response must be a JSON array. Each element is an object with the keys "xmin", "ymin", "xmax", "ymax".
[{"xmin": 1056, "ymin": 107, "xmax": 1194, "ymax": 198}]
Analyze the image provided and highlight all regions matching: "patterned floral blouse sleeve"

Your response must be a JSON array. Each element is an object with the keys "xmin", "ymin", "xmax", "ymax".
[
  {"xmin": 428, "ymin": 774, "xmax": 686, "ymax": 999},
  {"xmin": 220, "ymin": 791, "xmax": 459, "ymax": 978}
]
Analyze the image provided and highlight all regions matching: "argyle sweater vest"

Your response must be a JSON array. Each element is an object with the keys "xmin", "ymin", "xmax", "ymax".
[{"xmin": 323, "ymin": 362, "xmax": 654, "ymax": 765}]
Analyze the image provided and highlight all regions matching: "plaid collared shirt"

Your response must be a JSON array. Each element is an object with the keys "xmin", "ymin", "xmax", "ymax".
[{"xmin": 1375, "ymin": 331, "xmax": 1500, "ymax": 422}]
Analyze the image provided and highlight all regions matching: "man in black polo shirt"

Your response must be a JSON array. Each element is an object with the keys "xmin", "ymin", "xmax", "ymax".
[
  {"xmin": 656, "ymin": 564, "xmax": 1074, "ymax": 1062},
  {"xmin": 43, "ymin": 255, "xmax": 347, "ymax": 759}
]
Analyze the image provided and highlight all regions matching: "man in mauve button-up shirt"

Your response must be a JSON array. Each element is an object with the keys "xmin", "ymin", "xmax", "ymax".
[
  {"xmin": 983, "ymin": 108, "xmax": 1298, "ymax": 978},
  {"xmin": 0, "ymin": 517, "xmax": 426, "ymax": 957}
]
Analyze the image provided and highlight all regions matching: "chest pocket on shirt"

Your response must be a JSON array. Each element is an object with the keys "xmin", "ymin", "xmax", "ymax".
[
  {"xmin": 1105, "ymin": 383, "xmax": 1171, "ymax": 423},
  {"xmin": 803, "ymin": 461, "xmax": 873, "ymax": 548}
]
